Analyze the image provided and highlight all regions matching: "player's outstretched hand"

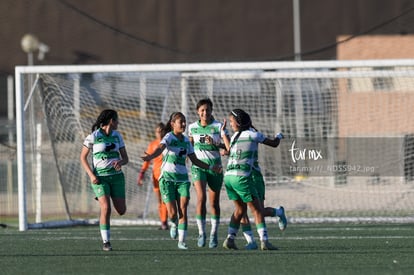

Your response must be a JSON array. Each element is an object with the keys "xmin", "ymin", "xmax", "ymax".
[
  {"xmin": 141, "ymin": 151, "xmax": 151, "ymax": 162},
  {"xmin": 137, "ymin": 171, "xmax": 145, "ymax": 186},
  {"xmin": 221, "ymin": 118, "xmax": 227, "ymax": 133}
]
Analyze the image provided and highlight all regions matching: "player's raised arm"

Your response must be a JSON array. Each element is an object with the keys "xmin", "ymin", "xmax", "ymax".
[
  {"xmin": 141, "ymin": 143, "xmax": 166, "ymax": 162},
  {"xmin": 220, "ymin": 118, "xmax": 231, "ymax": 151},
  {"xmin": 263, "ymin": 132, "xmax": 284, "ymax": 148}
]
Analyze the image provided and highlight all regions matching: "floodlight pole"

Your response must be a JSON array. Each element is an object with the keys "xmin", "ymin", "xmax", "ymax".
[
  {"xmin": 18, "ymin": 34, "xmax": 38, "ymax": 231},
  {"xmin": 7, "ymin": 76, "xmax": 14, "ymax": 214},
  {"xmin": 27, "ymin": 52, "xmax": 34, "ymax": 67},
  {"xmin": 18, "ymin": 33, "xmax": 48, "ymax": 230},
  {"xmin": 293, "ymin": 0, "xmax": 301, "ymax": 61}
]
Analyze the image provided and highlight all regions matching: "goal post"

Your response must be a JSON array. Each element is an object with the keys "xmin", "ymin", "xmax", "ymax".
[{"xmin": 15, "ymin": 60, "xmax": 414, "ymax": 231}]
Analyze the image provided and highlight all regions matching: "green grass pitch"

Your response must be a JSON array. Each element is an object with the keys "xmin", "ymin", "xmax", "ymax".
[{"xmin": 1, "ymin": 223, "xmax": 414, "ymax": 274}]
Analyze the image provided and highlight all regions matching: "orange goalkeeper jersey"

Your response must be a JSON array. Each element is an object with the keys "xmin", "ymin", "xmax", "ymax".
[{"xmin": 141, "ymin": 138, "xmax": 162, "ymax": 180}]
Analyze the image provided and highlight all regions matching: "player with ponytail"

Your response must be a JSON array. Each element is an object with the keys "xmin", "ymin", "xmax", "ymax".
[
  {"xmin": 222, "ymin": 109, "xmax": 285, "ymax": 250},
  {"xmin": 80, "ymin": 109, "xmax": 129, "ymax": 251},
  {"xmin": 142, "ymin": 111, "xmax": 222, "ymax": 250}
]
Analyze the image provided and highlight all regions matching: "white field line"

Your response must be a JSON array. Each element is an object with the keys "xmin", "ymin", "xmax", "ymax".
[{"xmin": 22, "ymin": 235, "xmax": 414, "ymax": 242}]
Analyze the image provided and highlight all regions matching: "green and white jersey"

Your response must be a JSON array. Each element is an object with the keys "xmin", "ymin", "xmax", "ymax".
[
  {"xmin": 188, "ymin": 120, "xmax": 226, "ymax": 166},
  {"xmin": 160, "ymin": 132, "xmax": 194, "ymax": 182},
  {"xmin": 225, "ymin": 129, "xmax": 266, "ymax": 177},
  {"xmin": 251, "ymin": 128, "xmax": 262, "ymax": 172},
  {"xmin": 83, "ymin": 128, "xmax": 125, "ymax": 176}
]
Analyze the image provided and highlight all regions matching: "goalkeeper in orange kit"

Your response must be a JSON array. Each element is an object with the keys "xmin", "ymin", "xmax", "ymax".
[{"xmin": 137, "ymin": 122, "xmax": 169, "ymax": 230}]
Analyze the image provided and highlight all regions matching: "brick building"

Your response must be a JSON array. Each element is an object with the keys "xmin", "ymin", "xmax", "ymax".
[{"xmin": 337, "ymin": 35, "xmax": 414, "ymax": 136}]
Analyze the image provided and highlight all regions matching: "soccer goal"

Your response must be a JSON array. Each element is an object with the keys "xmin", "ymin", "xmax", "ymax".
[{"xmin": 15, "ymin": 60, "xmax": 414, "ymax": 231}]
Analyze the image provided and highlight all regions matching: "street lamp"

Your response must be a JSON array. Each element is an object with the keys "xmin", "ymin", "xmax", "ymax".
[
  {"xmin": 293, "ymin": 0, "xmax": 301, "ymax": 61},
  {"xmin": 21, "ymin": 33, "xmax": 49, "ymax": 65},
  {"xmin": 20, "ymin": 33, "xmax": 50, "ymax": 224}
]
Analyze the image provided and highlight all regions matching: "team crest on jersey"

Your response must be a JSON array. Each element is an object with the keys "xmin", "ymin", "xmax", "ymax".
[
  {"xmin": 178, "ymin": 148, "xmax": 187, "ymax": 157},
  {"xmin": 105, "ymin": 143, "xmax": 116, "ymax": 152}
]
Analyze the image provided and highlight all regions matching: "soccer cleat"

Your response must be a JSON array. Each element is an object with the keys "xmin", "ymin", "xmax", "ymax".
[
  {"xmin": 223, "ymin": 237, "xmax": 238, "ymax": 250},
  {"xmin": 159, "ymin": 222, "xmax": 169, "ymax": 230},
  {"xmin": 197, "ymin": 233, "xmax": 206, "ymax": 247},
  {"xmin": 178, "ymin": 242, "xmax": 188, "ymax": 250},
  {"xmin": 278, "ymin": 206, "xmax": 287, "ymax": 231},
  {"xmin": 102, "ymin": 241, "xmax": 112, "ymax": 251},
  {"xmin": 260, "ymin": 240, "xmax": 278, "ymax": 251},
  {"xmin": 170, "ymin": 223, "xmax": 178, "ymax": 239},
  {"xmin": 208, "ymin": 233, "xmax": 218, "ymax": 248},
  {"xmin": 244, "ymin": 241, "xmax": 258, "ymax": 250}
]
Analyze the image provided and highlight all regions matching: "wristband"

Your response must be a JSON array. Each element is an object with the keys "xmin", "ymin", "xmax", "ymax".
[
  {"xmin": 275, "ymin": 133, "xmax": 284, "ymax": 140},
  {"xmin": 220, "ymin": 130, "xmax": 226, "ymax": 137},
  {"xmin": 139, "ymin": 171, "xmax": 145, "ymax": 180}
]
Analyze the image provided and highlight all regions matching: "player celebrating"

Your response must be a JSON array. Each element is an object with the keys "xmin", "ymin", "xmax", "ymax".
[
  {"xmin": 137, "ymin": 122, "xmax": 169, "ymax": 230},
  {"xmin": 80, "ymin": 109, "xmax": 129, "ymax": 251},
  {"xmin": 222, "ymin": 109, "xmax": 281, "ymax": 250},
  {"xmin": 188, "ymin": 98, "xmax": 229, "ymax": 248},
  {"xmin": 141, "ymin": 112, "xmax": 222, "ymax": 250},
  {"xmin": 240, "ymin": 129, "xmax": 287, "ymax": 250}
]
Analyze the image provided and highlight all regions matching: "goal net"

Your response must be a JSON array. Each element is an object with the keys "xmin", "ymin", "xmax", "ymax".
[{"xmin": 14, "ymin": 60, "xmax": 414, "ymax": 230}]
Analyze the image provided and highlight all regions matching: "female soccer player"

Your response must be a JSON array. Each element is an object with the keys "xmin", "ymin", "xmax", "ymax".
[
  {"xmin": 222, "ymin": 109, "xmax": 280, "ymax": 250},
  {"xmin": 141, "ymin": 112, "xmax": 222, "ymax": 250},
  {"xmin": 188, "ymin": 98, "xmax": 228, "ymax": 248},
  {"xmin": 240, "ymin": 128, "xmax": 287, "ymax": 250},
  {"xmin": 80, "ymin": 109, "xmax": 129, "ymax": 251},
  {"xmin": 138, "ymin": 122, "xmax": 169, "ymax": 230}
]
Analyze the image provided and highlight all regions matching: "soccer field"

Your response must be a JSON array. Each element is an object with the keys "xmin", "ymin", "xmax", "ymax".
[{"xmin": 1, "ymin": 223, "xmax": 413, "ymax": 275}]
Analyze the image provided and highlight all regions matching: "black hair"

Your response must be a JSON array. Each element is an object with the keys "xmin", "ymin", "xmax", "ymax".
[
  {"xmin": 162, "ymin": 112, "xmax": 185, "ymax": 136},
  {"xmin": 230, "ymin": 109, "xmax": 255, "ymax": 147},
  {"xmin": 156, "ymin": 122, "xmax": 165, "ymax": 130},
  {"xmin": 231, "ymin": 109, "xmax": 252, "ymax": 131},
  {"xmin": 196, "ymin": 98, "xmax": 213, "ymax": 110},
  {"xmin": 91, "ymin": 109, "xmax": 118, "ymax": 132},
  {"xmin": 156, "ymin": 122, "xmax": 166, "ymax": 138}
]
